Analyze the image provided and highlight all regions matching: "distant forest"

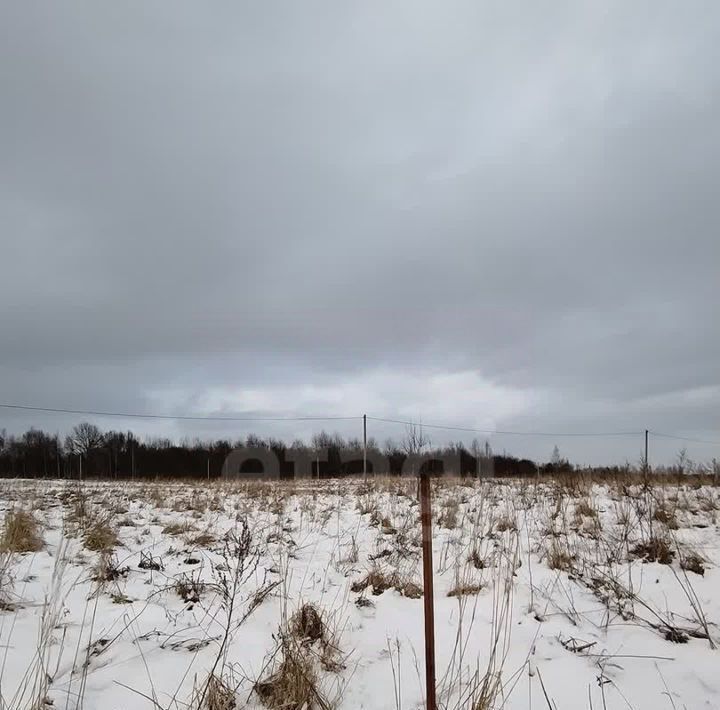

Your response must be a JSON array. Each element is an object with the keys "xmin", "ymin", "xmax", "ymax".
[{"xmin": 0, "ymin": 422, "xmax": 709, "ymax": 480}]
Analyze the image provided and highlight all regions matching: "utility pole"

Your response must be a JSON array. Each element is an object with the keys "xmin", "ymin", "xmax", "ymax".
[
  {"xmin": 644, "ymin": 429, "xmax": 649, "ymax": 473},
  {"xmin": 419, "ymin": 472, "xmax": 437, "ymax": 710},
  {"xmin": 363, "ymin": 414, "xmax": 367, "ymax": 479}
]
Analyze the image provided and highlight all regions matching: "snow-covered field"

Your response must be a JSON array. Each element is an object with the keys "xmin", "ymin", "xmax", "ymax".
[{"xmin": 0, "ymin": 475, "xmax": 718, "ymax": 710}]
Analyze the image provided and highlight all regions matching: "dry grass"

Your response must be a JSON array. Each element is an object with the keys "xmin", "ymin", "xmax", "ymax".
[
  {"xmin": 0, "ymin": 509, "xmax": 43, "ymax": 553},
  {"xmin": 438, "ymin": 498, "xmax": 460, "ymax": 529},
  {"xmin": 255, "ymin": 602, "xmax": 344, "ymax": 709},
  {"xmin": 447, "ymin": 582, "xmax": 483, "ymax": 597},
  {"xmin": 547, "ymin": 543, "xmax": 574, "ymax": 571},
  {"xmin": 255, "ymin": 639, "xmax": 327, "ymax": 710},
  {"xmin": 494, "ymin": 514, "xmax": 517, "ymax": 533},
  {"xmin": 175, "ymin": 573, "xmax": 205, "ymax": 604},
  {"xmin": 163, "ymin": 520, "xmax": 197, "ymax": 536},
  {"xmin": 0, "ymin": 474, "xmax": 718, "ymax": 709},
  {"xmin": 652, "ymin": 505, "xmax": 678, "ymax": 529},
  {"xmin": 196, "ymin": 673, "xmax": 237, "ymax": 710},
  {"xmin": 468, "ymin": 548, "xmax": 486, "ymax": 570},
  {"xmin": 290, "ymin": 603, "xmax": 325, "ymax": 642},
  {"xmin": 680, "ymin": 552, "xmax": 706, "ymax": 576},
  {"xmin": 631, "ymin": 536, "xmax": 675, "ymax": 565},
  {"xmin": 575, "ymin": 498, "xmax": 598, "ymax": 518},
  {"xmin": 92, "ymin": 552, "xmax": 129, "ymax": 583},
  {"xmin": 350, "ymin": 567, "xmax": 422, "ymax": 599},
  {"xmin": 189, "ymin": 529, "xmax": 217, "ymax": 547},
  {"xmin": 83, "ymin": 518, "xmax": 118, "ymax": 552}
]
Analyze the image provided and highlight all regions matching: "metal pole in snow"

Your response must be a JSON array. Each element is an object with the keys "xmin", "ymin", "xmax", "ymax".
[{"xmin": 419, "ymin": 472, "xmax": 437, "ymax": 710}]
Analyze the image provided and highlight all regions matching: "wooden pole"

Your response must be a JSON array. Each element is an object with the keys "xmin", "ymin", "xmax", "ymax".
[
  {"xmin": 419, "ymin": 472, "xmax": 437, "ymax": 710},
  {"xmin": 363, "ymin": 414, "xmax": 367, "ymax": 479},
  {"xmin": 644, "ymin": 429, "xmax": 649, "ymax": 472}
]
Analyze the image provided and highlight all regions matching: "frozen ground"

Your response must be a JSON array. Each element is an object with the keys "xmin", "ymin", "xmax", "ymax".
[{"xmin": 0, "ymin": 475, "xmax": 718, "ymax": 709}]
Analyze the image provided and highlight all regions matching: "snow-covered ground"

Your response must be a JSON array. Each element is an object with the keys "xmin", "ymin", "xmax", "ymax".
[{"xmin": 0, "ymin": 476, "xmax": 718, "ymax": 709}]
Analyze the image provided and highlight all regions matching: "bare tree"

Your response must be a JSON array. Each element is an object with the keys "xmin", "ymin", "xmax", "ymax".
[
  {"xmin": 401, "ymin": 422, "xmax": 430, "ymax": 456},
  {"xmin": 676, "ymin": 447, "xmax": 692, "ymax": 475},
  {"xmin": 65, "ymin": 422, "xmax": 104, "ymax": 457},
  {"xmin": 551, "ymin": 445, "xmax": 561, "ymax": 465}
]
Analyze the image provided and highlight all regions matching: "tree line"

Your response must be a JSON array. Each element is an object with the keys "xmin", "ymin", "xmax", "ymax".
[{"xmin": 0, "ymin": 421, "xmax": 628, "ymax": 480}]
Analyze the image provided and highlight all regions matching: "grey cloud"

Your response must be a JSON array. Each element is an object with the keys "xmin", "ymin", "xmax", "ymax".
[{"xmin": 1, "ymin": 2, "xmax": 719, "ymax": 463}]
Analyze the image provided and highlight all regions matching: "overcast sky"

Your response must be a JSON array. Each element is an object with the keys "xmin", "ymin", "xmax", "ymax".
[{"xmin": 1, "ymin": 3, "xmax": 718, "ymax": 466}]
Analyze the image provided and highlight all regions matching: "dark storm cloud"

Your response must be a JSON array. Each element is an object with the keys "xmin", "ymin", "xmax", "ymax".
[{"xmin": 1, "ymin": 2, "xmax": 718, "ymax": 463}]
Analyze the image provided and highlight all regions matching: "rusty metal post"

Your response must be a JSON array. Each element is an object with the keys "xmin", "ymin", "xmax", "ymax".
[{"xmin": 419, "ymin": 472, "xmax": 437, "ymax": 710}]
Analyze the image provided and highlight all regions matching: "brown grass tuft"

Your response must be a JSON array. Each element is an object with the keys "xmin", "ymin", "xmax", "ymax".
[
  {"xmin": 84, "ymin": 518, "xmax": 118, "ymax": 552},
  {"xmin": 290, "ymin": 603, "xmax": 325, "ymax": 642},
  {"xmin": 447, "ymin": 582, "xmax": 483, "ymax": 597},
  {"xmin": 350, "ymin": 567, "xmax": 422, "ymax": 599},
  {"xmin": 0, "ymin": 509, "xmax": 43, "ymax": 553},
  {"xmin": 680, "ymin": 552, "xmax": 705, "ymax": 576},
  {"xmin": 163, "ymin": 520, "xmax": 196, "ymax": 536},
  {"xmin": 575, "ymin": 499, "xmax": 598, "ymax": 518},
  {"xmin": 494, "ymin": 515, "xmax": 516, "ymax": 533},
  {"xmin": 547, "ymin": 541, "xmax": 574, "ymax": 571},
  {"xmin": 200, "ymin": 674, "xmax": 236, "ymax": 710},
  {"xmin": 255, "ymin": 641, "xmax": 324, "ymax": 710},
  {"xmin": 652, "ymin": 506, "xmax": 678, "ymax": 529},
  {"xmin": 631, "ymin": 537, "xmax": 674, "ymax": 565}
]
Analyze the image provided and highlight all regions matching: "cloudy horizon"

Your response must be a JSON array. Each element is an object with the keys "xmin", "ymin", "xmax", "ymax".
[{"xmin": 1, "ymin": 3, "xmax": 719, "ymax": 466}]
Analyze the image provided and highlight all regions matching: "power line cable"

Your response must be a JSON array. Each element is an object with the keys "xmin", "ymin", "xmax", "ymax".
[
  {"xmin": 0, "ymin": 403, "xmax": 360, "ymax": 423},
  {"xmin": 2, "ymin": 403, "xmax": 717, "ymax": 444},
  {"xmin": 648, "ymin": 430, "xmax": 720, "ymax": 446},
  {"xmin": 366, "ymin": 416, "xmax": 642, "ymax": 438}
]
